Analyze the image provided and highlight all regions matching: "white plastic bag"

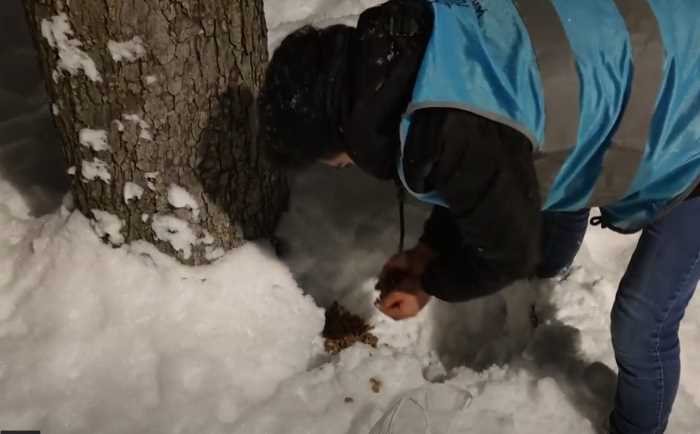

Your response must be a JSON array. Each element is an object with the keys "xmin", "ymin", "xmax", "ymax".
[{"xmin": 370, "ymin": 383, "xmax": 472, "ymax": 434}]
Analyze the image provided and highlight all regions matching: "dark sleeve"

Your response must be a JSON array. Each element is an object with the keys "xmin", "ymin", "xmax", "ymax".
[{"xmin": 407, "ymin": 109, "xmax": 542, "ymax": 302}]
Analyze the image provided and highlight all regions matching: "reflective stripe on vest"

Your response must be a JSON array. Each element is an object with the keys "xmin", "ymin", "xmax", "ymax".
[
  {"xmin": 512, "ymin": 0, "xmax": 580, "ymax": 153},
  {"xmin": 515, "ymin": 0, "xmax": 664, "ymax": 206},
  {"xmin": 590, "ymin": 0, "xmax": 665, "ymax": 205}
]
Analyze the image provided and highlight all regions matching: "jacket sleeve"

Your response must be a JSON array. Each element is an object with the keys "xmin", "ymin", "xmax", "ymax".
[{"xmin": 406, "ymin": 109, "xmax": 543, "ymax": 302}]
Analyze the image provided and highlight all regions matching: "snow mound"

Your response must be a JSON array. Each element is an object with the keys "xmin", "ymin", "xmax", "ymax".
[
  {"xmin": 0, "ymin": 207, "xmax": 324, "ymax": 434},
  {"xmin": 0, "ymin": 178, "xmax": 31, "ymax": 220},
  {"xmin": 90, "ymin": 209, "xmax": 125, "ymax": 245},
  {"xmin": 231, "ymin": 344, "xmax": 596, "ymax": 434},
  {"xmin": 447, "ymin": 367, "xmax": 594, "ymax": 433}
]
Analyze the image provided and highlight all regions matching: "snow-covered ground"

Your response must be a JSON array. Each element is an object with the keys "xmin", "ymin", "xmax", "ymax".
[{"xmin": 1, "ymin": 0, "xmax": 699, "ymax": 433}]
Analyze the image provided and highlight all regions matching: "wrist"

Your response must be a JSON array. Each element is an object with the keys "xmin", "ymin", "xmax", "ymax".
[{"xmin": 412, "ymin": 243, "xmax": 437, "ymax": 274}]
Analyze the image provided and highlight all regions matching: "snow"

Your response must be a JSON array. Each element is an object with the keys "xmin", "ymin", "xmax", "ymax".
[
  {"xmin": 145, "ymin": 75, "xmax": 158, "ymax": 85},
  {"xmin": 167, "ymin": 183, "xmax": 200, "ymax": 220},
  {"xmin": 123, "ymin": 113, "xmax": 153, "ymax": 141},
  {"xmin": 113, "ymin": 119, "xmax": 125, "ymax": 132},
  {"xmin": 90, "ymin": 209, "xmax": 125, "ymax": 245},
  {"xmin": 107, "ymin": 36, "xmax": 146, "ymax": 62},
  {"xmin": 447, "ymin": 369, "xmax": 593, "ymax": 433},
  {"xmin": 369, "ymin": 383, "xmax": 472, "ymax": 434},
  {"xmin": 205, "ymin": 246, "xmax": 226, "ymax": 262},
  {"xmin": 140, "ymin": 129, "xmax": 153, "ymax": 141},
  {"xmin": 0, "ymin": 180, "xmax": 30, "ymax": 221},
  {"xmin": 0, "ymin": 197, "xmax": 324, "ymax": 433},
  {"xmin": 81, "ymin": 157, "xmax": 111, "ymax": 183},
  {"xmin": 123, "ymin": 181, "xmax": 145, "ymax": 203},
  {"xmin": 40, "ymin": 13, "xmax": 102, "ymax": 82},
  {"xmin": 79, "ymin": 128, "xmax": 110, "ymax": 152},
  {"xmin": 151, "ymin": 214, "xmax": 198, "ymax": 260},
  {"xmin": 264, "ymin": 0, "xmax": 385, "ymax": 49},
  {"xmin": 1, "ymin": 0, "xmax": 699, "ymax": 433},
  {"xmin": 201, "ymin": 230, "xmax": 215, "ymax": 245}
]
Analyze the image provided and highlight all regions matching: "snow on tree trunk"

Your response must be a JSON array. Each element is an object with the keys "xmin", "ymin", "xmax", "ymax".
[{"xmin": 23, "ymin": 0, "xmax": 289, "ymax": 264}]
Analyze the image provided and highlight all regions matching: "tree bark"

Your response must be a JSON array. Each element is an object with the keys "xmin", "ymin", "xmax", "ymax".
[{"xmin": 23, "ymin": 0, "xmax": 288, "ymax": 264}]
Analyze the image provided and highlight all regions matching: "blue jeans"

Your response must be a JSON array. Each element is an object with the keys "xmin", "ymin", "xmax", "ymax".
[{"xmin": 537, "ymin": 198, "xmax": 700, "ymax": 434}]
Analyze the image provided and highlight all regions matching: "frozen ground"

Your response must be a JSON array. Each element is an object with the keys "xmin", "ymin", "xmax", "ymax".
[{"xmin": 0, "ymin": 0, "xmax": 699, "ymax": 433}]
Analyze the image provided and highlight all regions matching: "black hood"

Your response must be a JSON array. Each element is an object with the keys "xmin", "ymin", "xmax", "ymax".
[
  {"xmin": 259, "ymin": 0, "xmax": 433, "ymax": 177},
  {"xmin": 258, "ymin": 25, "xmax": 355, "ymax": 168},
  {"xmin": 341, "ymin": 0, "xmax": 434, "ymax": 180}
]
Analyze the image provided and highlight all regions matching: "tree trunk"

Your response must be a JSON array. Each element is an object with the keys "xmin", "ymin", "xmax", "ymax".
[{"xmin": 23, "ymin": 0, "xmax": 289, "ymax": 264}]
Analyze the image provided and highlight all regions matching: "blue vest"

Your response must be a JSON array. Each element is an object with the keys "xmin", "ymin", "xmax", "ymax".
[{"xmin": 398, "ymin": 0, "xmax": 700, "ymax": 232}]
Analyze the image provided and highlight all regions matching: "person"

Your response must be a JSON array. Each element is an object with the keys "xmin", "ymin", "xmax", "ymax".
[{"xmin": 257, "ymin": 1, "xmax": 700, "ymax": 433}]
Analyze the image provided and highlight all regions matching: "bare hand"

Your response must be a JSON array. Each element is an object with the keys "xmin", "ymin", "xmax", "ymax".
[
  {"xmin": 375, "ymin": 244, "xmax": 436, "ymax": 320},
  {"xmin": 376, "ymin": 276, "xmax": 431, "ymax": 320},
  {"xmin": 376, "ymin": 243, "xmax": 435, "ymax": 291}
]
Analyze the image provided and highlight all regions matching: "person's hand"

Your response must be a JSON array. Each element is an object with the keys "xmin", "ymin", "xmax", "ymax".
[
  {"xmin": 374, "ymin": 243, "xmax": 436, "ymax": 320},
  {"xmin": 375, "ymin": 275, "xmax": 431, "ymax": 320},
  {"xmin": 376, "ymin": 243, "xmax": 435, "ymax": 291}
]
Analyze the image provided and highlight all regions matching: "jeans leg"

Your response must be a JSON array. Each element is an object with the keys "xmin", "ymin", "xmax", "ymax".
[
  {"xmin": 536, "ymin": 209, "xmax": 591, "ymax": 278},
  {"xmin": 610, "ymin": 197, "xmax": 700, "ymax": 434}
]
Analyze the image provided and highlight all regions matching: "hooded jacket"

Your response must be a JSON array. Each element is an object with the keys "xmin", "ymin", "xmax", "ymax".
[
  {"xmin": 341, "ymin": 0, "xmax": 540, "ymax": 302},
  {"xmin": 341, "ymin": 0, "xmax": 699, "ymax": 302}
]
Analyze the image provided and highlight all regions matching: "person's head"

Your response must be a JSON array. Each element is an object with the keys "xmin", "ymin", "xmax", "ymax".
[{"xmin": 258, "ymin": 24, "xmax": 356, "ymax": 170}]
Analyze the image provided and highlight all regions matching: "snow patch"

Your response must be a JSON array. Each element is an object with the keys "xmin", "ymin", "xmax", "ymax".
[
  {"xmin": 123, "ymin": 182, "xmax": 145, "ymax": 203},
  {"xmin": 201, "ymin": 230, "xmax": 215, "ymax": 245},
  {"xmin": 52, "ymin": 103, "xmax": 60, "ymax": 115},
  {"xmin": 145, "ymin": 75, "xmax": 158, "ymax": 85},
  {"xmin": 205, "ymin": 246, "xmax": 225, "ymax": 262},
  {"xmin": 123, "ymin": 114, "xmax": 149, "ymax": 128},
  {"xmin": 139, "ymin": 129, "xmax": 153, "ymax": 141},
  {"xmin": 0, "ymin": 179, "xmax": 31, "ymax": 220},
  {"xmin": 167, "ymin": 184, "xmax": 200, "ymax": 220},
  {"xmin": 107, "ymin": 36, "xmax": 146, "ymax": 62},
  {"xmin": 90, "ymin": 209, "xmax": 125, "ymax": 245},
  {"xmin": 123, "ymin": 113, "xmax": 152, "ymax": 141},
  {"xmin": 113, "ymin": 119, "xmax": 125, "ymax": 132},
  {"xmin": 81, "ymin": 158, "xmax": 111, "ymax": 183},
  {"xmin": 79, "ymin": 128, "xmax": 110, "ymax": 152},
  {"xmin": 151, "ymin": 215, "xmax": 197, "ymax": 260},
  {"xmin": 444, "ymin": 368, "xmax": 595, "ymax": 433},
  {"xmin": 67, "ymin": 166, "xmax": 76, "ymax": 176},
  {"xmin": 40, "ymin": 13, "xmax": 102, "ymax": 82},
  {"xmin": 0, "ymin": 207, "xmax": 323, "ymax": 433}
]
